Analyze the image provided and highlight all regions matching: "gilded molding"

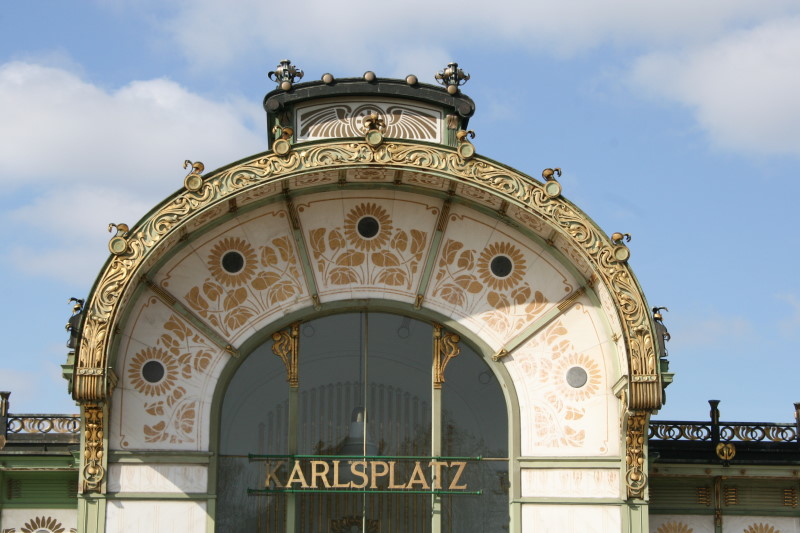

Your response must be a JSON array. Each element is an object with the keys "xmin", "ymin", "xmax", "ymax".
[
  {"xmin": 624, "ymin": 410, "xmax": 648, "ymax": 499},
  {"xmin": 74, "ymin": 140, "xmax": 660, "ymax": 410},
  {"xmin": 433, "ymin": 323, "xmax": 461, "ymax": 389},
  {"xmin": 81, "ymin": 402, "xmax": 105, "ymax": 493},
  {"xmin": 272, "ymin": 323, "xmax": 300, "ymax": 388}
]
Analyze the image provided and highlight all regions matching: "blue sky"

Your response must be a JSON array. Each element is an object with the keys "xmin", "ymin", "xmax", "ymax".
[{"xmin": 1, "ymin": 1, "xmax": 799, "ymax": 423}]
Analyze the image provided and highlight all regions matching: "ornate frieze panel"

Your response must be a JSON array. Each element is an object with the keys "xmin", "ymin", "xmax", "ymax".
[
  {"xmin": 156, "ymin": 208, "xmax": 311, "ymax": 346},
  {"xmin": 521, "ymin": 468, "xmax": 619, "ymax": 498},
  {"xmin": 724, "ymin": 517, "xmax": 800, "ymax": 533},
  {"xmin": 295, "ymin": 99, "xmax": 442, "ymax": 143},
  {"xmin": 398, "ymin": 171, "xmax": 449, "ymax": 191},
  {"xmin": 107, "ymin": 464, "xmax": 208, "ymax": 493},
  {"xmin": 298, "ymin": 192, "xmax": 437, "ymax": 302},
  {"xmin": 649, "ymin": 516, "xmax": 714, "ymax": 533},
  {"xmin": 0, "ymin": 509, "xmax": 77, "ymax": 533},
  {"xmin": 111, "ymin": 296, "xmax": 228, "ymax": 450},
  {"xmin": 76, "ymin": 140, "xmax": 660, "ymax": 413},
  {"xmin": 504, "ymin": 299, "xmax": 617, "ymax": 456},
  {"xmin": 425, "ymin": 206, "xmax": 575, "ymax": 349}
]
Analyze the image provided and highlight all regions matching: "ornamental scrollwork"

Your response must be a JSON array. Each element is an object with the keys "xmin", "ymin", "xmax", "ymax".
[
  {"xmin": 81, "ymin": 402, "xmax": 105, "ymax": 493},
  {"xmin": 74, "ymin": 140, "xmax": 661, "ymax": 414}
]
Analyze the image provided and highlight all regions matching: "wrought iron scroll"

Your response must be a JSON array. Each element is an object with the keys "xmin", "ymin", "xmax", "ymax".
[
  {"xmin": 7, "ymin": 415, "xmax": 80, "ymax": 434},
  {"xmin": 272, "ymin": 323, "xmax": 300, "ymax": 388},
  {"xmin": 433, "ymin": 323, "xmax": 461, "ymax": 389},
  {"xmin": 74, "ymin": 140, "xmax": 661, "ymax": 411}
]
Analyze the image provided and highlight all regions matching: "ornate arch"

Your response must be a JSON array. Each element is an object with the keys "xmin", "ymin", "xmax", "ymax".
[{"xmin": 72, "ymin": 139, "xmax": 662, "ymax": 499}]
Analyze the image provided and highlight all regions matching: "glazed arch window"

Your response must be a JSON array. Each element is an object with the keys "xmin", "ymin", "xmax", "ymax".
[{"xmin": 217, "ymin": 312, "xmax": 509, "ymax": 532}]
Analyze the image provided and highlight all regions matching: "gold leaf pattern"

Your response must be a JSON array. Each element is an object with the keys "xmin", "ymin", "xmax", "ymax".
[
  {"xmin": 207, "ymin": 237, "xmax": 257, "ymax": 287},
  {"xmin": 310, "ymin": 202, "xmax": 427, "ymax": 291},
  {"xmin": 744, "ymin": 524, "xmax": 780, "ymax": 533},
  {"xmin": 433, "ymin": 238, "xmax": 547, "ymax": 337},
  {"xmin": 21, "ymin": 516, "xmax": 65, "ymax": 533},
  {"xmin": 78, "ymin": 140, "xmax": 659, "ymax": 416},
  {"xmin": 656, "ymin": 521, "xmax": 694, "ymax": 533}
]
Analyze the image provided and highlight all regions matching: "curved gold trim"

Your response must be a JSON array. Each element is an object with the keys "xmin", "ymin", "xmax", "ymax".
[{"xmin": 74, "ymin": 139, "xmax": 660, "ymax": 410}]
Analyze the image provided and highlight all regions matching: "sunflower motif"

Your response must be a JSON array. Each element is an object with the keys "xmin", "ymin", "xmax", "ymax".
[
  {"xmin": 476, "ymin": 241, "xmax": 526, "ymax": 291},
  {"xmin": 207, "ymin": 237, "xmax": 257, "ymax": 287},
  {"xmin": 343, "ymin": 203, "xmax": 393, "ymax": 251},
  {"xmin": 553, "ymin": 352, "xmax": 602, "ymax": 401},
  {"xmin": 655, "ymin": 521, "xmax": 694, "ymax": 533},
  {"xmin": 21, "ymin": 516, "xmax": 65, "ymax": 533},
  {"xmin": 744, "ymin": 524, "xmax": 780, "ymax": 533},
  {"xmin": 128, "ymin": 347, "xmax": 179, "ymax": 397}
]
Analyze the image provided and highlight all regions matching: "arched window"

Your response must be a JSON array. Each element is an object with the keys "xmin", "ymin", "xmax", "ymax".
[{"xmin": 217, "ymin": 312, "xmax": 508, "ymax": 532}]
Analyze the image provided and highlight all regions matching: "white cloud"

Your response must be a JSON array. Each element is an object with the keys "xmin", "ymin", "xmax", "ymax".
[
  {"xmin": 629, "ymin": 17, "xmax": 800, "ymax": 156},
  {"xmin": 0, "ymin": 62, "xmax": 264, "ymax": 189},
  {"xmin": 0, "ymin": 61, "xmax": 267, "ymax": 284},
  {"xmin": 159, "ymin": 0, "xmax": 798, "ymax": 72}
]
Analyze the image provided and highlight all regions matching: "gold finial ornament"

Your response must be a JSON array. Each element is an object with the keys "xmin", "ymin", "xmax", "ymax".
[
  {"xmin": 268, "ymin": 59, "xmax": 304, "ymax": 91},
  {"xmin": 107, "ymin": 223, "xmax": 130, "ymax": 255},
  {"xmin": 542, "ymin": 168, "xmax": 563, "ymax": 198},
  {"xmin": 321, "ymin": 73, "xmax": 334, "ymax": 84},
  {"xmin": 435, "ymin": 62, "xmax": 470, "ymax": 94},
  {"xmin": 272, "ymin": 125, "xmax": 294, "ymax": 156},
  {"xmin": 183, "ymin": 160, "xmax": 205, "ymax": 191},
  {"xmin": 456, "ymin": 129, "xmax": 476, "ymax": 159},
  {"xmin": 362, "ymin": 113, "xmax": 386, "ymax": 147},
  {"xmin": 611, "ymin": 233, "xmax": 631, "ymax": 262}
]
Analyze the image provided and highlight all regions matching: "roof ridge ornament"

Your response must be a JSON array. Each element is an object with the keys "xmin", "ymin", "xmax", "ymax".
[
  {"xmin": 435, "ymin": 62, "xmax": 470, "ymax": 94},
  {"xmin": 269, "ymin": 59, "xmax": 304, "ymax": 91}
]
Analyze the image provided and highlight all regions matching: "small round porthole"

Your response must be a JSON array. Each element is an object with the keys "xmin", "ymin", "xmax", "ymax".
[
  {"xmin": 490, "ymin": 255, "xmax": 513, "ymax": 278},
  {"xmin": 142, "ymin": 360, "xmax": 166, "ymax": 384},
  {"xmin": 357, "ymin": 216, "xmax": 380, "ymax": 239},
  {"xmin": 221, "ymin": 251, "xmax": 245, "ymax": 273},
  {"xmin": 566, "ymin": 366, "xmax": 588, "ymax": 388}
]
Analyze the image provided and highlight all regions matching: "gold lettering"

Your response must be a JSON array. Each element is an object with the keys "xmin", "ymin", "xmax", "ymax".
[
  {"xmin": 286, "ymin": 460, "xmax": 309, "ymax": 488},
  {"xmin": 331, "ymin": 460, "xmax": 350, "ymax": 488},
  {"xmin": 387, "ymin": 461, "xmax": 407, "ymax": 489},
  {"xmin": 428, "ymin": 460, "xmax": 448, "ymax": 490},
  {"xmin": 264, "ymin": 460, "xmax": 285, "ymax": 488},
  {"xmin": 310, "ymin": 460, "xmax": 331, "ymax": 488},
  {"xmin": 350, "ymin": 461, "xmax": 368, "ymax": 489},
  {"xmin": 448, "ymin": 461, "xmax": 467, "ymax": 490},
  {"xmin": 370, "ymin": 461, "xmax": 389, "ymax": 489},
  {"xmin": 407, "ymin": 461, "xmax": 430, "ymax": 490}
]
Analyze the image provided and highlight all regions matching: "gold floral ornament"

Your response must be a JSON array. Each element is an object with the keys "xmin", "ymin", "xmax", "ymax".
[
  {"xmin": 656, "ymin": 521, "xmax": 694, "ymax": 533},
  {"xmin": 128, "ymin": 347, "xmax": 178, "ymax": 397},
  {"xmin": 477, "ymin": 241, "xmax": 526, "ymax": 291},
  {"xmin": 744, "ymin": 524, "xmax": 780, "ymax": 533},
  {"xmin": 207, "ymin": 237, "xmax": 257, "ymax": 287},
  {"xmin": 554, "ymin": 352, "xmax": 602, "ymax": 401},
  {"xmin": 344, "ymin": 203, "xmax": 393, "ymax": 251},
  {"xmin": 21, "ymin": 516, "xmax": 66, "ymax": 533}
]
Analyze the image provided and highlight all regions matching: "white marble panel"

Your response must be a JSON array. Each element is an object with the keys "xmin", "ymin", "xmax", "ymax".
[
  {"xmin": 521, "ymin": 504, "xmax": 621, "ymax": 533},
  {"xmin": 521, "ymin": 468, "xmax": 620, "ymax": 498},
  {"xmin": 105, "ymin": 500, "xmax": 207, "ymax": 533},
  {"xmin": 649, "ymin": 515, "xmax": 715, "ymax": 533},
  {"xmin": 723, "ymin": 516, "xmax": 800, "ymax": 533},
  {"xmin": 426, "ymin": 203, "xmax": 579, "ymax": 350},
  {"xmin": 108, "ymin": 463, "xmax": 208, "ymax": 493},
  {"xmin": 111, "ymin": 295, "xmax": 229, "ymax": 451},
  {"xmin": 296, "ymin": 190, "xmax": 438, "ymax": 304},
  {"xmin": 1, "ymin": 508, "xmax": 77, "ymax": 532},
  {"xmin": 505, "ymin": 297, "xmax": 619, "ymax": 456}
]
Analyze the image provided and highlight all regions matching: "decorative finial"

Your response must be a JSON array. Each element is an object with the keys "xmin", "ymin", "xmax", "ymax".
[
  {"xmin": 268, "ymin": 60, "xmax": 304, "ymax": 91},
  {"xmin": 108, "ymin": 223, "xmax": 130, "ymax": 255},
  {"xmin": 435, "ymin": 62, "xmax": 470, "ymax": 94},
  {"xmin": 611, "ymin": 232, "xmax": 632, "ymax": 244},
  {"xmin": 542, "ymin": 168, "xmax": 563, "ymax": 198},
  {"xmin": 183, "ymin": 160, "xmax": 205, "ymax": 191},
  {"xmin": 456, "ymin": 130, "xmax": 476, "ymax": 159}
]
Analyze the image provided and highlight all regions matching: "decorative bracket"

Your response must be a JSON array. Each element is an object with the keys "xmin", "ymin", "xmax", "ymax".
[
  {"xmin": 272, "ymin": 323, "xmax": 300, "ymax": 388},
  {"xmin": 624, "ymin": 410, "xmax": 648, "ymax": 499},
  {"xmin": 433, "ymin": 323, "xmax": 461, "ymax": 389},
  {"xmin": 81, "ymin": 402, "xmax": 106, "ymax": 493}
]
